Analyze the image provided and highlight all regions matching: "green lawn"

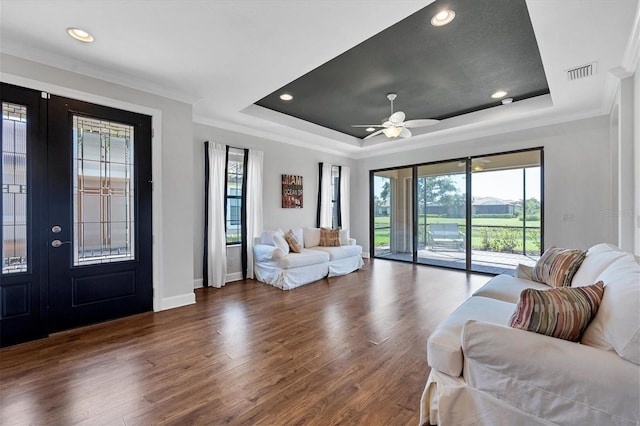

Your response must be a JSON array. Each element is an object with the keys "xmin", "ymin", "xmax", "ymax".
[
  {"xmin": 373, "ymin": 215, "xmax": 541, "ymax": 254},
  {"xmin": 374, "ymin": 216, "xmax": 540, "ymax": 228}
]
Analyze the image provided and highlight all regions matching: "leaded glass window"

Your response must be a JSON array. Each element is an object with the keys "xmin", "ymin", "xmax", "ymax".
[
  {"xmin": 73, "ymin": 115, "xmax": 135, "ymax": 265},
  {"xmin": 2, "ymin": 102, "xmax": 28, "ymax": 274}
]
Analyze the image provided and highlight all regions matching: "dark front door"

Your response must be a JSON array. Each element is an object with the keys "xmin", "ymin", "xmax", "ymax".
[
  {"xmin": 0, "ymin": 84, "xmax": 48, "ymax": 346},
  {"xmin": 47, "ymin": 95, "xmax": 153, "ymax": 332}
]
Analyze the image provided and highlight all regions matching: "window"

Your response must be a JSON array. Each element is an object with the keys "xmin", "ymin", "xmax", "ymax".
[
  {"xmin": 225, "ymin": 147, "xmax": 246, "ymax": 244},
  {"xmin": 330, "ymin": 165, "xmax": 340, "ymax": 228}
]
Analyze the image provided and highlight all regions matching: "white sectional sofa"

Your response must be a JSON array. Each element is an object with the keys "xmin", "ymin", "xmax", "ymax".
[
  {"xmin": 420, "ymin": 243, "xmax": 640, "ymax": 426},
  {"xmin": 253, "ymin": 227, "xmax": 363, "ymax": 290}
]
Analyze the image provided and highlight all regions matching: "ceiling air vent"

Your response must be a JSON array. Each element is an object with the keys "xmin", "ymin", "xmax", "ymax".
[{"xmin": 566, "ymin": 62, "xmax": 596, "ymax": 81}]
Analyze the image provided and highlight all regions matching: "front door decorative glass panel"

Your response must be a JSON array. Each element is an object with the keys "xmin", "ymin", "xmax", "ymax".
[
  {"xmin": 73, "ymin": 115, "xmax": 135, "ymax": 265},
  {"xmin": 2, "ymin": 102, "xmax": 28, "ymax": 274}
]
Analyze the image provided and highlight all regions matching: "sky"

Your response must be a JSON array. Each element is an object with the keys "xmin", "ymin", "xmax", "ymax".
[
  {"xmin": 373, "ymin": 167, "xmax": 541, "ymax": 201},
  {"xmin": 472, "ymin": 168, "xmax": 541, "ymax": 200}
]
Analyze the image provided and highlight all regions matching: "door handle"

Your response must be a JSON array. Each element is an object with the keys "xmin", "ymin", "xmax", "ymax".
[{"xmin": 51, "ymin": 240, "xmax": 72, "ymax": 248}]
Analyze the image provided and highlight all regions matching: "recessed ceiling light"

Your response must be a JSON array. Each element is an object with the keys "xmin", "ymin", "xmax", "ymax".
[
  {"xmin": 279, "ymin": 93, "xmax": 293, "ymax": 101},
  {"xmin": 431, "ymin": 9, "xmax": 455, "ymax": 26},
  {"xmin": 501, "ymin": 97, "xmax": 514, "ymax": 105},
  {"xmin": 66, "ymin": 27, "xmax": 94, "ymax": 43},
  {"xmin": 366, "ymin": 127, "xmax": 376, "ymax": 132},
  {"xmin": 491, "ymin": 90, "xmax": 508, "ymax": 99}
]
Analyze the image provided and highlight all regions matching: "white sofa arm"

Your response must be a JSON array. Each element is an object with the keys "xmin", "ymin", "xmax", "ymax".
[
  {"xmin": 253, "ymin": 244, "xmax": 284, "ymax": 262},
  {"xmin": 462, "ymin": 320, "xmax": 640, "ymax": 425}
]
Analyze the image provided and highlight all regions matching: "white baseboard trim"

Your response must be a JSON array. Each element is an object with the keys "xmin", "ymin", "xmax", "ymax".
[
  {"xmin": 160, "ymin": 292, "xmax": 196, "ymax": 311},
  {"xmin": 193, "ymin": 272, "xmax": 244, "ymax": 289},
  {"xmin": 226, "ymin": 272, "xmax": 244, "ymax": 283}
]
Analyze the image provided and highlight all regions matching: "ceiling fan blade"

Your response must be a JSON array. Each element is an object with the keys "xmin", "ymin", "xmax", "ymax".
[
  {"xmin": 404, "ymin": 119, "xmax": 439, "ymax": 128},
  {"xmin": 351, "ymin": 124, "xmax": 384, "ymax": 127},
  {"xmin": 399, "ymin": 127, "xmax": 412, "ymax": 138},
  {"xmin": 389, "ymin": 111, "xmax": 405, "ymax": 124},
  {"xmin": 363, "ymin": 129, "xmax": 385, "ymax": 140}
]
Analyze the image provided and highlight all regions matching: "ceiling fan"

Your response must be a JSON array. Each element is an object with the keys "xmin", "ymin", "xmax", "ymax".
[
  {"xmin": 458, "ymin": 157, "xmax": 491, "ymax": 171},
  {"xmin": 352, "ymin": 93, "xmax": 439, "ymax": 140}
]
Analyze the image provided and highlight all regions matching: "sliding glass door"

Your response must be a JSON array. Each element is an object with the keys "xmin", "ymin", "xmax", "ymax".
[
  {"xmin": 372, "ymin": 167, "xmax": 413, "ymax": 261},
  {"xmin": 370, "ymin": 148, "xmax": 543, "ymax": 274},
  {"xmin": 470, "ymin": 150, "xmax": 542, "ymax": 274},
  {"xmin": 416, "ymin": 161, "xmax": 467, "ymax": 270}
]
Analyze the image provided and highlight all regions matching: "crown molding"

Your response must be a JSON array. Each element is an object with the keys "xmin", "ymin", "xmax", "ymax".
[
  {"xmin": 621, "ymin": 0, "xmax": 640, "ymax": 73},
  {"xmin": 0, "ymin": 48, "xmax": 198, "ymax": 105},
  {"xmin": 193, "ymin": 114, "xmax": 355, "ymax": 158}
]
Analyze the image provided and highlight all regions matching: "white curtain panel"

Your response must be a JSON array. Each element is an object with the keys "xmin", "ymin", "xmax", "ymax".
[
  {"xmin": 320, "ymin": 162, "xmax": 333, "ymax": 228},
  {"xmin": 207, "ymin": 143, "xmax": 227, "ymax": 288},
  {"xmin": 339, "ymin": 166, "xmax": 350, "ymax": 231},
  {"xmin": 246, "ymin": 149, "xmax": 264, "ymax": 279}
]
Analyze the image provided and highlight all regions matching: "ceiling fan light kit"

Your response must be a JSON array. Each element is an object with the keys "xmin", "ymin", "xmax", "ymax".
[
  {"xmin": 382, "ymin": 127, "xmax": 402, "ymax": 138},
  {"xmin": 352, "ymin": 93, "xmax": 439, "ymax": 140}
]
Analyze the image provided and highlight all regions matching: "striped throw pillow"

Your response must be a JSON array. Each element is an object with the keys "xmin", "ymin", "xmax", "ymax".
[
  {"xmin": 319, "ymin": 227, "xmax": 341, "ymax": 247},
  {"xmin": 509, "ymin": 281, "xmax": 604, "ymax": 341},
  {"xmin": 532, "ymin": 246, "xmax": 587, "ymax": 287}
]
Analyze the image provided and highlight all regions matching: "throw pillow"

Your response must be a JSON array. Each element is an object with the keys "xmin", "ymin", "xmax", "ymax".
[
  {"xmin": 531, "ymin": 246, "xmax": 587, "ymax": 287},
  {"xmin": 339, "ymin": 228, "xmax": 350, "ymax": 246},
  {"xmin": 514, "ymin": 263, "xmax": 533, "ymax": 280},
  {"xmin": 272, "ymin": 232, "xmax": 290, "ymax": 256},
  {"xmin": 303, "ymin": 227, "xmax": 321, "ymax": 248},
  {"xmin": 284, "ymin": 229, "xmax": 302, "ymax": 253},
  {"xmin": 319, "ymin": 227, "xmax": 341, "ymax": 247},
  {"xmin": 509, "ymin": 281, "xmax": 604, "ymax": 342}
]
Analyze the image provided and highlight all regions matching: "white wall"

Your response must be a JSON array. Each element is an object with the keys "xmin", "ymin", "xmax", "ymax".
[
  {"xmin": 635, "ymin": 61, "xmax": 640, "ymax": 256},
  {"xmin": 616, "ymin": 75, "xmax": 636, "ymax": 253},
  {"xmin": 193, "ymin": 122, "xmax": 353, "ymax": 285},
  {"xmin": 353, "ymin": 115, "xmax": 616, "ymax": 254},
  {"xmin": 1, "ymin": 54, "xmax": 196, "ymax": 311}
]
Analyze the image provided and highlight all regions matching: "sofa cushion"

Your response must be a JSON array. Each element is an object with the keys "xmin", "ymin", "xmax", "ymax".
[
  {"xmin": 320, "ymin": 227, "xmax": 341, "ymax": 247},
  {"xmin": 309, "ymin": 244, "xmax": 362, "ymax": 261},
  {"xmin": 509, "ymin": 281, "xmax": 604, "ymax": 342},
  {"xmin": 472, "ymin": 274, "xmax": 550, "ymax": 304},
  {"xmin": 427, "ymin": 296, "xmax": 515, "ymax": 377},
  {"xmin": 303, "ymin": 227, "xmax": 321, "ymax": 248},
  {"xmin": 571, "ymin": 243, "xmax": 627, "ymax": 287},
  {"xmin": 277, "ymin": 249, "xmax": 330, "ymax": 269},
  {"xmin": 581, "ymin": 253, "xmax": 640, "ymax": 364},
  {"xmin": 273, "ymin": 232, "xmax": 290, "ymax": 256},
  {"xmin": 532, "ymin": 246, "xmax": 586, "ymax": 288}
]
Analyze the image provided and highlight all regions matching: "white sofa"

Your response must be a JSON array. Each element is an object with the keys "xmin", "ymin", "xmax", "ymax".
[
  {"xmin": 420, "ymin": 243, "xmax": 640, "ymax": 426},
  {"xmin": 253, "ymin": 227, "xmax": 364, "ymax": 290}
]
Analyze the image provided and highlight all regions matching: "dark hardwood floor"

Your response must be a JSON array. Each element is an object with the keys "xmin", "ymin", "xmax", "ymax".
[{"xmin": 0, "ymin": 259, "xmax": 490, "ymax": 425}]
